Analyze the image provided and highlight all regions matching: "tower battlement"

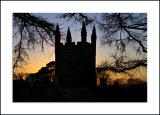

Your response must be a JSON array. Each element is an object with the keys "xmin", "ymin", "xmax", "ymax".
[{"xmin": 55, "ymin": 23, "xmax": 96, "ymax": 87}]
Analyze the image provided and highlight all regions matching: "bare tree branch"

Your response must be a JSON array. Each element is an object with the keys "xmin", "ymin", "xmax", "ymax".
[
  {"xmin": 99, "ymin": 13, "xmax": 147, "ymax": 53},
  {"xmin": 59, "ymin": 13, "xmax": 94, "ymax": 25},
  {"xmin": 97, "ymin": 56, "xmax": 147, "ymax": 73},
  {"xmin": 13, "ymin": 13, "xmax": 56, "ymax": 71}
]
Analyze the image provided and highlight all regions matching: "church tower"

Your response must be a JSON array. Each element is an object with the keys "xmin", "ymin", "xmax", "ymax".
[{"xmin": 55, "ymin": 23, "xmax": 97, "ymax": 88}]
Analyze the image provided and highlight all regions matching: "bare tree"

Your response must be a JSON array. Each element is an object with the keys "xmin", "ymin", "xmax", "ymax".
[
  {"xmin": 13, "ymin": 13, "xmax": 56, "ymax": 72},
  {"xmin": 97, "ymin": 13, "xmax": 147, "ymax": 73},
  {"xmin": 99, "ymin": 13, "xmax": 147, "ymax": 53}
]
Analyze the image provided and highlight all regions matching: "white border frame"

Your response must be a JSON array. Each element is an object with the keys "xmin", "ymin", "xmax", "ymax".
[{"xmin": 1, "ymin": 1, "xmax": 159, "ymax": 114}]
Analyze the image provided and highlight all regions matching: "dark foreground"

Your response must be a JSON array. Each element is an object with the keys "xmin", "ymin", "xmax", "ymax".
[{"xmin": 13, "ymin": 80, "xmax": 147, "ymax": 102}]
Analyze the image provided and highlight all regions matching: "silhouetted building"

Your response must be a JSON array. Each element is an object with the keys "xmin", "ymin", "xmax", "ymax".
[{"xmin": 55, "ymin": 23, "xmax": 96, "ymax": 87}]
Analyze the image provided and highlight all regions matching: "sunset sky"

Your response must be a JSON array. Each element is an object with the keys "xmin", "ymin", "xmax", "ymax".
[
  {"xmin": 13, "ymin": 13, "xmax": 113, "ymax": 73},
  {"xmin": 13, "ymin": 13, "xmax": 147, "ymax": 81}
]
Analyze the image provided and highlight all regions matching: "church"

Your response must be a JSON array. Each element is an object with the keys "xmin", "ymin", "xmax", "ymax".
[{"xmin": 55, "ymin": 23, "xmax": 96, "ymax": 87}]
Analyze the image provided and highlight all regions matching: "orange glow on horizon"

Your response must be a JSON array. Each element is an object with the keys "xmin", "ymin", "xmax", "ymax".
[
  {"xmin": 23, "ymin": 46, "xmax": 55, "ymax": 74},
  {"xmin": 24, "ymin": 55, "xmax": 104, "ymax": 74}
]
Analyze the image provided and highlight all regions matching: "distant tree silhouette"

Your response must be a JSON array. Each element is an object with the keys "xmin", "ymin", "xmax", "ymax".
[
  {"xmin": 127, "ymin": 78, "xmax": 146, "ymax": 86},
  {"xmin": 99, "ymin": 77, "xmax": 107, "ymax": 87},
  {"xmin": 27, "ymin": 61, "xmax": 56, "ymax": 87}
]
